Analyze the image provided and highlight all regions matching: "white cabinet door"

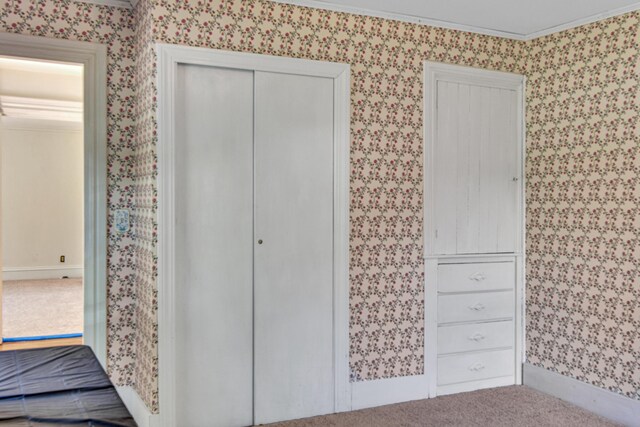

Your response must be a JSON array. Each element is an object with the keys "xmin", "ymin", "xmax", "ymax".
[
  {"xmin": 174, "ymin": 64, "xmax": 255, "ymax": 427},
  {"xmin": 254, "ymin": 71, "xmax": 335, "ymax": 424},
  {"xmin": 433, "ymin": 81, "xmax": 519, "ymax": 255}
]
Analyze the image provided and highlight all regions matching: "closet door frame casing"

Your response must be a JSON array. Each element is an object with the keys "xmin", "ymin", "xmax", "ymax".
[
  {"xmin": 156, "ymin": 44, "xmax": 351, "ymax": 427},
  {"xmin": 423, "ymin": 62, "xmax": 526, "ymax": 398}
]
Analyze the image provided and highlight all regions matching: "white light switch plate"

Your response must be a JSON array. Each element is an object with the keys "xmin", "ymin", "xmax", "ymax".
[{"xmin": 115, "ymin": 209, "xmax": 130, "ymax": 234}]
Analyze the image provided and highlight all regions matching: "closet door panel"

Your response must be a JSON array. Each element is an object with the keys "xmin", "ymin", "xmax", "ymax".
[
  {"xmin": 174, "ymin": 64, "xmax": 254, "ymax": 427},
  {"xmin": 434, "ymin": 81, "xmax": 459, "ymax": 254},
  {"xmin": 434, "ymin": 82, "xmax": 518, "ymax": 255},
  {"xmin": 254, "ymin": 71, "xmax": 335, "ymax": 424},
  {"xmin": 495, "ymin": 89, "xmax": 518, "ymax": 253},
  {"xmin": 455, "ymin": 83, "xmax": 473, "ymax": 254}
]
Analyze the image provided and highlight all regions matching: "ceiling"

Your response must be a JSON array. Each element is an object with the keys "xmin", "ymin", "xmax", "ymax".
[
  {"xmin": 0, "ymin": 57, "xmax": 82, "ymax": 76},
  {"xmin": 271, "ymin": 0, "xmax": 640, "ymax": 40}
]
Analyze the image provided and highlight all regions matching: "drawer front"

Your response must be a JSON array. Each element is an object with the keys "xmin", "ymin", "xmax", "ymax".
[
  {"xmin": 438, "ymin": 321, "xmax": 514, "ymax": 355},
  {"xmin": 438, "ymin": 349, "xmax": 514, "ymax": 386},
  {"xmin": 438, "ymin": 291, "xmax": 514, "ymax": 324},
  {"xmin": 438, "ymin": 262, "xmax": 515, "ymax": 293}
]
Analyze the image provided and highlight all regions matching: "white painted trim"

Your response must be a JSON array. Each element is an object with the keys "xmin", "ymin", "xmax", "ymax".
[
  {"xmin": 79, "ymin": 0, "xmax": 640, "ymax": 40},
  {"xmin": 3, "ymin": 266, "xmax": 83, "ymax": 281},
  {"xmin": 0, "ymin": 33, "xmax": 108, "ymax": 367},
  {"xmin": 351, "ymin": 375, "xmax": 429, "ymax": 410},
  {"xmin": 117, "ymin": 386, "xmax": 162, "ymax": 427},
  {"xmin": 525, "ymin": 3, "xmax": 640, "ymax": 40},
  {"xmin": 270, "ymin": 0, "xmax": 527, "ymax": 40},
  {"xmin": 333, "ymin": 53, "xmax": 352, "ymax": 415},
  {"xmin": 423, "ymin": 61, "xmax": 526, "ymax": 396},
  {"xmin": 157, "ymin": 44, "xmax": 351, "ymax": 426},
  {"xmin": 0, "ymin": 96, "xmax": 82, "ymax": 122},
  {"xmin": 424, "ymin": 258, "xmax": 438, "ymax": 398},
  {"xmin": 74, "ymin": 0, "xmax": 132, "ymax": 9},
  {"xmin": 423, "ymin": 61, "xmax": 524, "ymax": 258},
  {"xmin": 437, "ymin": 376, "xmax": 516, "ymax": 396},
  {"xmin": 270, "ymin": 0, "xmax": 640, "ymax": 41},
  {"xmin": 524, "ymin": 364, "xmax": 640, "ymax": 426}
]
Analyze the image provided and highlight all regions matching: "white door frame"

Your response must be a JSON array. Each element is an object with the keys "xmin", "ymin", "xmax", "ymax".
[
  {"xmin": 0, "ymin": 33, "xmax": 108, "ymax": 365},
  {"xmin": 423, "ymin": 61, "xmax": 526, "ymax": 397},
  {"xmin": 156, "ymin": 44, "xmax": 351, "ymax": 425}
]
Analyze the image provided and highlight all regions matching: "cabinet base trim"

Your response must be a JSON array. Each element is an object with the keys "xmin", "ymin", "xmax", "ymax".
[
  {"xmin": 437, "ymin": 376, "xmax": 515, "ymax": 396},
  {"xmin": 351, "ymin": 375, "xmax": 429, "ymax": 410},
  {"xmin": 523, "ymin": 363, "xmax": 640, "ymax": 426}
]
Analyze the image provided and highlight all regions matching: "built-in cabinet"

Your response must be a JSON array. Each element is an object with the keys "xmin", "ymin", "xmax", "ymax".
[{"xmin": 424, "ymin": 62, "xmax": 525, "ymax": 397}]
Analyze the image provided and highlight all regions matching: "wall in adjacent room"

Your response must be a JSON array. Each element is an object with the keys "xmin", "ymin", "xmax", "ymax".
[
  {"xmin": 1, "ymin": 123, "xmax": 83, "ymax": 277},
  {"xmin": 523, "ymin": 11, "xmax": 640, "ymax": 400}
]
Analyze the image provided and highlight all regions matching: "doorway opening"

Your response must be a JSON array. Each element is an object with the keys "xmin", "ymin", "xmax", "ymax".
[{"xmin": 0, "ymin": 56, "xmax": 84, "ymax": 351}]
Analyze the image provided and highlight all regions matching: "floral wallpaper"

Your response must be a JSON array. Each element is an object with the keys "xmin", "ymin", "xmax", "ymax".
[
  {"xmin": 2, "ymin": 0, "xmax": 638, "ymax": 416},
  {"xmin": 523, "ymin": 12, "xmax": 640, "ymax": 400},
  {"xmin": 132, "ymin": 0, "xmax": 158, "ymax": 409},
  {"xmin": 0, "ymin": 0, "xmax": 138, "ymax": 385},
  {"xmin": 133, "ymin": 0, "xmax": 525, "ymax": 412}
]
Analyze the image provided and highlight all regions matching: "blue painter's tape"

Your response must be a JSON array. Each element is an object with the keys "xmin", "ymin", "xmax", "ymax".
[{"xmin": 3, "ymin": 333, "xmax": 83, "ymax": 342}]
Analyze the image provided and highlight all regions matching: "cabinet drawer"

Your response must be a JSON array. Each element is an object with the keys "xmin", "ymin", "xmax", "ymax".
[
  {"xmin": 438, "ymin": 291, "xmax": 513, "ymax": 324},
  {"xmin": 438, "ymin": 349, "xmax": 514, "ymax": 386},
  {"xmin": 438, "ymin": 262, "xmax": 514, "ymax": 293},
  {"xmin": 438, "ymin": 321, "xmax": 514, "ymax": 355}
]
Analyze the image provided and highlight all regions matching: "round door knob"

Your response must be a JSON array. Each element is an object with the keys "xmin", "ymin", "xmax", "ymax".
[{"xmin": 258, "ymin": 239, "xmax": 263, "ymax": 245}]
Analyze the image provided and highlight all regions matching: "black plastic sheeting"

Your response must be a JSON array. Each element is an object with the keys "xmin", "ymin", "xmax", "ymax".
[{"xmin": 0, "ymin": 346, "xmax": 136, "ymax": 426}]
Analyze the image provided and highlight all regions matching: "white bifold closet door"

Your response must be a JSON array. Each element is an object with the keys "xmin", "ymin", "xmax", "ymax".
[{"xmin": 174, "ymin": 64, "xmax": 335, "ymax": 427}]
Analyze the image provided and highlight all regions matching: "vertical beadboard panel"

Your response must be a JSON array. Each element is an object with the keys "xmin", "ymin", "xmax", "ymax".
[
  {"xmin": 466, "ymin": 85, "xmax": 483, "ymax": 254},
  {"xmin": 455, "ymin": 83, "xmax": 471, "ymax": 254},
  {"xmin": 497, "ymin": 89, "xmax": 519, "ymax": 253},
  {"xmin": 478, "ymin": 87, "xmax": 496, "ymax": 252},
  {"xmin": 434, "ymin": 81, "xmax": 458, "ymax": 254}
]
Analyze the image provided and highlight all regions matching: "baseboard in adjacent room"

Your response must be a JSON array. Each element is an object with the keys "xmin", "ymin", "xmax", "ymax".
[
  {"xmin": 2, "ymin": 266, "xmax": 83, "ymax": 281},
  {"xmin": 524, "ymin": 363, "xmax": 640, "ymax": 426},
  {"xmin": 116, "ymin": 386, "xmax": 161, "ymax": 427},
  {"xmin": 351, "ymin": 374, "xmax": 429, "ymax": 411}
]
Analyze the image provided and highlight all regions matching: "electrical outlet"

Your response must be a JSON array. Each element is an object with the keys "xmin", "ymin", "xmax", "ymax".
[{"xmin": 60, "ymin": 255, "xmax": 65, "ymax": 263}]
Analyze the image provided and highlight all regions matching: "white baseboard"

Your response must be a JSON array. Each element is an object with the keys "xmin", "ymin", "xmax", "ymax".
[
  {"xmin": 524, "ymin": 363, "xmax": 640, "ymax": 426},
  {"xmin": 116, "ymin": 386, "xmax": 161, "ymax": 427},
  {"xmin": 351, "ymin": 374, "xmax": 429, "ymax": 411},
  {"xmin": 2, "ymin": 266, "xmax": 83, "ymax": 281},
  {"xmin": 437, "ymin": 376, "xmax": 515, "ymax": 396}
]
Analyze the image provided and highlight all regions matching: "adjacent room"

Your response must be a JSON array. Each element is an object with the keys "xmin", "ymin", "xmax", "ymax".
[
  {"xmin": 0, "ymin": 0, "xmax": 638, "ymax": 426},
  {"xmin": 0, "ymin": 56, "xmax": 84, "ymax": 350}
]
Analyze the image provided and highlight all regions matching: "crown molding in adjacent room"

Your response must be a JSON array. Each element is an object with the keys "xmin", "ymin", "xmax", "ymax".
[{"xmin": 0, "ymin": 96, "xmax": 83, "ymax": 123}]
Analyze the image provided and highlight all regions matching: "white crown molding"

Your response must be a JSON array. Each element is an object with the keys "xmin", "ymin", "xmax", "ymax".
[
  {"xmin": 74, "ymin": 0, "xmax": 640, "ymax": 39},
  {"xmin": 524, "ymin": 2, "xmax": 640, "ymax": 40},
  {"xmin": 270, "ymin": 0, "xmax": 640, "ymax": 41},
  {"xmin": 270, "ymin": 0, "xmax": 528, "ymax": 40},
  {"xmin": 0, "ymin": 96, "xmax": 83, "ymax": 122}
]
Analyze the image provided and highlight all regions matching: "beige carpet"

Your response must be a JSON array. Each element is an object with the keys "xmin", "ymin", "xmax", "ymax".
[
  {"xmin": 266, "ymin": 386, "xmax": 617, "ymax": 427},
  {"xmin": 2, "ymin": 278, "xmax": 83, "ymax": 338}
]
